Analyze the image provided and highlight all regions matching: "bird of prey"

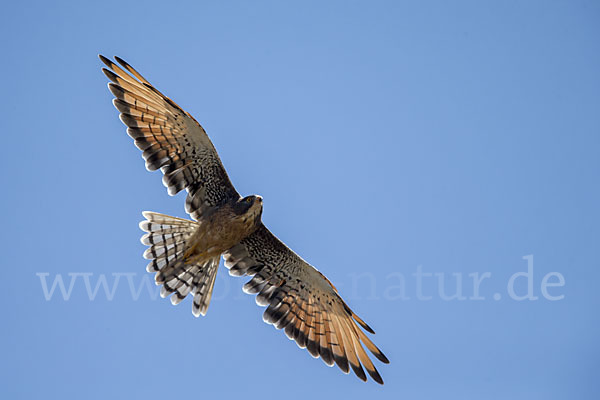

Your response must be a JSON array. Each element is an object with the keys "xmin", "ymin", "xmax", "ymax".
[{"xmin": 99, "ymin": 55, "xmax": 389, "ymax": 384}]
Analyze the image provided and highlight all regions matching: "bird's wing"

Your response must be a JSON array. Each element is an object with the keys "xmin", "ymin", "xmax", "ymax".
[
  {"xmin": 224, "ymin": 224, "xmax": 389, "ymax": 384},
  {"xmin": 100, "ymin": 55, "xmax": 239, "ymax": 220}
]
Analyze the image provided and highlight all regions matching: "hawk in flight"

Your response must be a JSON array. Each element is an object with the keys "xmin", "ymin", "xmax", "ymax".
[{"xmin": 100, "ymin": 55, "xmax": 389, "ymax": 384}]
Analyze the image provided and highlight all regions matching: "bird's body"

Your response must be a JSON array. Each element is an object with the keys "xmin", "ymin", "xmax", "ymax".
[
  {"xmin": 184, "ymin": 195, "xmax": 263, "ymax": 263},
  {"xmin": 100, "ymin": 55, "xmax": 389, "ymax": 384}
]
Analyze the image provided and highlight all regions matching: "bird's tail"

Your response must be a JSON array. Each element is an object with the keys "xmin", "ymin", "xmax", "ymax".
[{"xmin": 139, "ymin": 211, "xmax": 220, "ymax": 317}]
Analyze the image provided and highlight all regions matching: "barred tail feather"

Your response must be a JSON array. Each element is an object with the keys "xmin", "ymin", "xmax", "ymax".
[
  {"xmin": 191, "ymin": 257, "xmax": 220, "ymax": 317},
  {"xmin": 139, "ymin": 211, "xmax": 220, "ymax": 317}
]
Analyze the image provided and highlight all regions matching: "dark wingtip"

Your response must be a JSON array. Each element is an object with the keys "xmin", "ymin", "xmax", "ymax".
[
  {"xmin": 362, "ymin": 323, "xmax": 375, "ymax": 335},
  {"xmin": 101, "ymin": 67, "xmax": 118, "ymax": 82},
  {"xmin": 343, "ymin": 303, "xmax": 376, "ymax": 334},
  {"xmin": 319, "ymin": 346, "xmax": 334, "ymax": 366},
  {"xmin": 114, "ymin": 55, "xmax": 129, "ymax": 68},
  {"xmin": 376, "ymin": 350, "xmax": 390, "ymax": 364},
  {"xmin": 295, "ymin": 329, "xmax": 308, "ymax": 349},
  {"xmin": 107, "ymin": 82, "xmax": 124, "ymax": 97},
  {"xmin": 378, "ymin": 351, "xmax": 390, "ymax": 364},
  {"xmin": 333, "ymin": 354, "xmax": 350, "ymax": 374},
  {"xmin": 98, "ymin": 55, "xmax": 115, "ymax": 71},
  {"xmin": 350, "ymin": 362, "xmax": 367, "ymax": 382},
  {"xmin": 367, "ymin": 365, "xmax": 384, "ymax": 385},
  {"xmin": 372, "ymin": 371, "xmax": 384, "ymax": 385},
  {"xmin": 306, "ymin": 339, "xmax": 320, "ymax": 358}
]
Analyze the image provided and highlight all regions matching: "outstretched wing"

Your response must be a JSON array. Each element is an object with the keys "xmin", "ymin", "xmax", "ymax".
[
  {"xmin": 224, "ymin": 225, "xmax": 389, "ymax": 384},
  {"xmin": 99, "ymin": 55, "xmax": 239, "ymax": 220}
]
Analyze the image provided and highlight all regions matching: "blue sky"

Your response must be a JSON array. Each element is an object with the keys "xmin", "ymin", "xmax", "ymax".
[{"xmin": 2, "ymin": 0, "xmax": 599, "ymax": 398}]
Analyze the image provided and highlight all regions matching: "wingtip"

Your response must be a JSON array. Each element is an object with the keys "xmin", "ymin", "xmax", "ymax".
[
  {"xmin": 98, "ymin": 54, "xmax": 113, "ymax": 69},
  {"xmin": 363, "ymin": 324, "xmax": 375, "ymax": 335},
  {"xmin": 351, "ymin": 311, "xmax": 375, "ymax": 334},
  {"xmin": 333, "ymin": 354, "xmax": 350, "ymax": 374},
  {"xmin": 367, "ymin": 365, "xmax": 384, "ymax": 385},
  {"xmin": 101, "ymin": 67, "xmax": 117, "ymax": 81},
  {"xmin": 378, "ymin": 351, "xmax": 390, "ymax": 364},
  {"xmin": 114, "ymin": 55, "xmax": 129, "ymax": 67},
  {"xmin": 350, "ymin": 362, "xmax": 367, "ymax": 382}
]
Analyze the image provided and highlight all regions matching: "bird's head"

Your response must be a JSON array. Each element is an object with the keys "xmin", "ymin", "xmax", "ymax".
[{"xmin": 234, "ymin": 195, "xmax": 263, "ymax": 225}]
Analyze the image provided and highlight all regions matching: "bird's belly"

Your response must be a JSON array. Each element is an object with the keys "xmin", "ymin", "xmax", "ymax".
[{"xmin": 188, "ymin": 217, "xmax": 255, "ymax": 261}]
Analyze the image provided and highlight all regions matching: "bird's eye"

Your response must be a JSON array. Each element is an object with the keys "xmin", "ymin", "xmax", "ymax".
[{"xmin": 245, "ymin": 198, "xmax": 252, "ymax": 203}]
